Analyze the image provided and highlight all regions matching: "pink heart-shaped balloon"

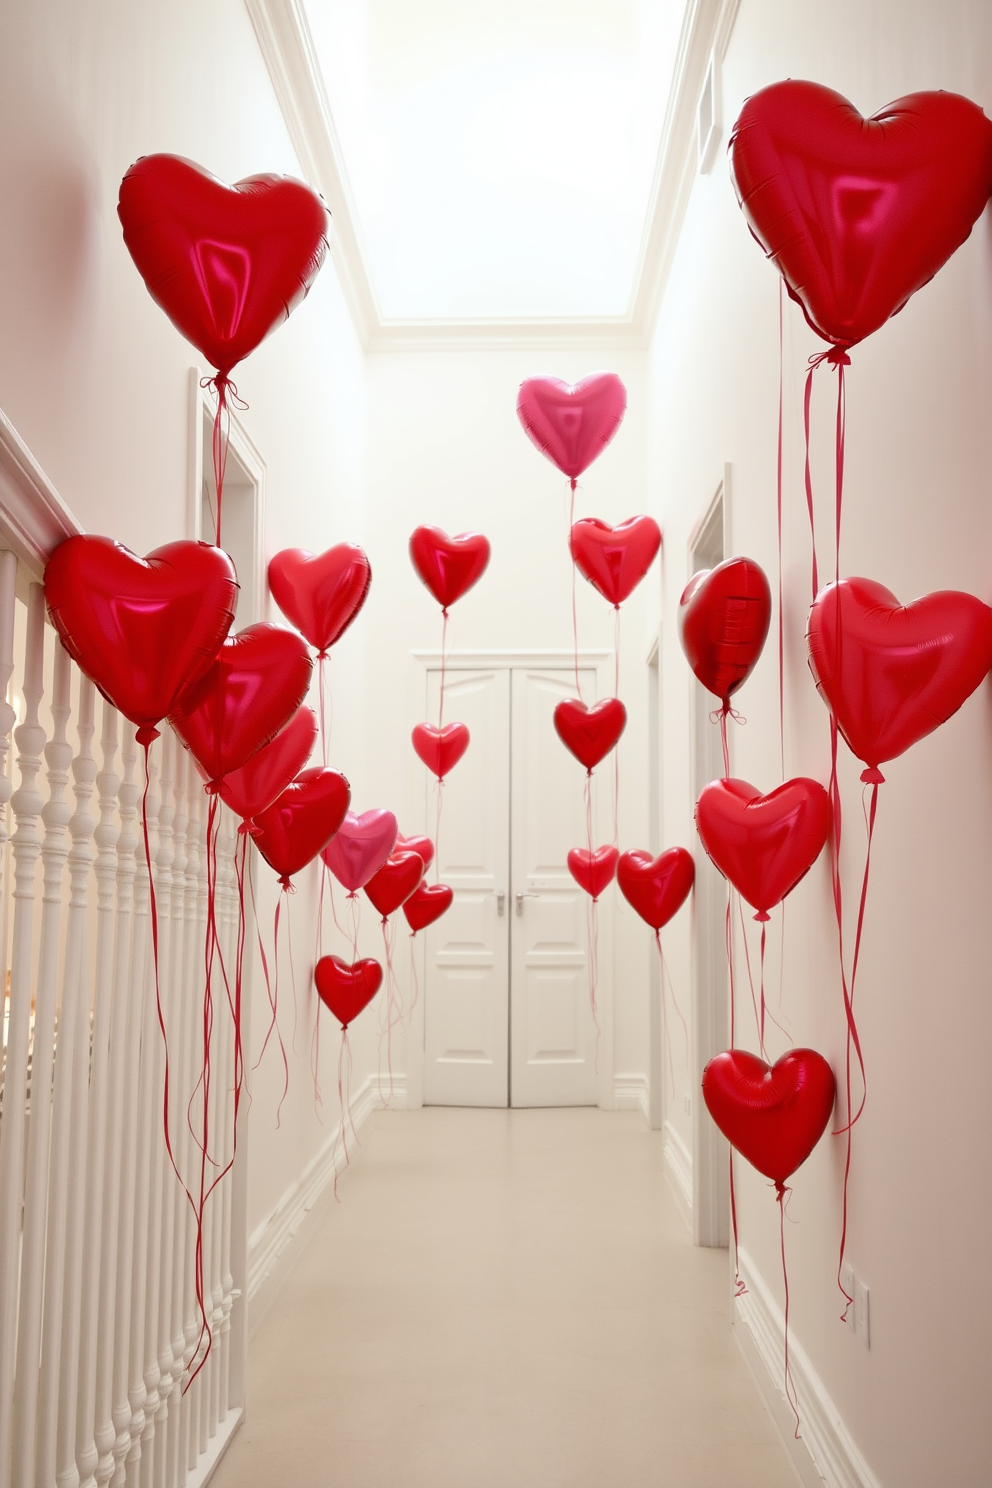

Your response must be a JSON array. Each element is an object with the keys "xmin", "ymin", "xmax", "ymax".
[
  {"xmin": 218, "ymin": 705, "xmax": 317, "ymax": 820},
  {"xmin": 409, "ymin": 528, "xmax": 491, "ymax": 611},
  {"xmin": 403, "ymin": 882, "xmax": 454, "ymax": 932},
  {"xmin": 567, "ymin": 845, "xmax": 619, "ymax": 901},
  {"xmin": 694, "ymin": 777, "xmax": 831, "ymax": 920},
  {"xmin": 250, "ymin": 766, "xmax": 350, "ymax": 887},
  {"xmin": 553, "ymin": 697, "xmax": 626, "ymax": 770},
  {"xmin": 321, "ymin": 808, "xmax": 398, "ymax": 893},
  {"xmin": 315, "ymin": 956, "xmax": 383, "ymax": 1029},
  {"xmin": 517, "ymin": 374, "xmax": 627, "ymax": 480},
  {"xmin": 702, "ymin": 1048, "xmax": 836, "ymax": 1186},
  {"xmin": 268, "ymin": 545, "xmax": 371, "ymax": 656},
  {"xmin": 617, "ymin": 848, "xmax": 695, "ymax": 931},
  {"xmin": 411, "ymin": 722, "xmax": 470, "ymax": 780},
  {"xmin": 569, "ymin": 517, "xmax": 662, "ymax": 607}
]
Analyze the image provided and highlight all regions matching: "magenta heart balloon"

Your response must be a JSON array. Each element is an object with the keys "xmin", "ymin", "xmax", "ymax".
[
  {"xmin": 516, "ymin": 373, "xmax": 626, "ymax": 481},
  {"xmin": 321, "ymin": 808, "xmax": 399, "ymax": 893}
]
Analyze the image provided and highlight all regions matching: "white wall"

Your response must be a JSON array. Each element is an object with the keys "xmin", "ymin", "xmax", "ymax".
[
  {"xmin": 0, "ymin": 0, "xmax": 374, "ymax": 1245},
  {"xmin": 649, "ymin": 2, "xmax": 992, "ymax": 1483}
]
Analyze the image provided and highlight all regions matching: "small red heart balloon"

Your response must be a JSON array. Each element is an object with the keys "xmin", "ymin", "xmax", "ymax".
[
  {"xmin": 396, "ymin": 833, "xmax": 434, "ymax": 871},
  {"xmin": 403, "ymin": 882, "xmax": 454, "ymax": 932},
  {"xmin": 695, "ymin": 778, "xmax": 831, "ymax": 921},
  {"xmin": 730, "ymin": 81, "xmax": 992, "ymax": 351},
  {"xmin": 567, "ymin": 845, "xmax": 619, "ymax": 901},
  {"xmin": 218, "ymin": 705, "xmax": 317, "ymax": 820},
  {"xmin": 171, "ymin": 623, "xmax": 313, "ymax": 784},
  {"xmin": 702, "ymin": 1048, "xmax": 836, "ymax": 1187},
  {"xmin": 267, "ymin": 545, "xmax": 371, "ymax": 656},
  {"xmin": 617, "ymin": 848, "xmax": 695, "ymax": 931},
  {"xmin": 517, "ymin": 373, "xmax": 627, "ymax": 480},
  {"xmin": 118, "ymin": 154, "xmax": 330, "ymax": 375},
  {"xmin": 409, "ymin": 527, "xmax": 491, "ymax": 611},
  {"xmin": 364, "ymin": 850, "xmax": 425, "ymax": 919},
  {"xmin": 553, "ymin": 697, "xmax": 626, "ymax": 770},
  {"xmin": 569, "ymin": 517, "xmax": 661, "ymax": 607},
  {"xmin": 678, "ymin": 557, "xmax": 772, "ymax": 706},
  {"xmin": 321, "ymin": 809, "xmax": 398, "ymax": 893},
  {"xmin": 411, "ymin": 722, "xmax": 470, "ymax": 780},
  {"xmin": 315, "ymin": 955, "xmax": 383, "ymax": 1029},
  {"xmin": 250, "ymin": 766, "xmax": 350, "ymax": 887},
  {"xmin": 807, "ymin": 577, "xmax": 992, "ymax": 779},
  {"xmin": 44, "ymin": 536, "xmax": 237, "ymax": 737}
]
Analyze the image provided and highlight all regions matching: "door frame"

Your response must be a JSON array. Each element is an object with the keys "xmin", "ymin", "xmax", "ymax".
[{"xmin": 405, "ymin": 648, "xmax": 613, "ymax": 1111}]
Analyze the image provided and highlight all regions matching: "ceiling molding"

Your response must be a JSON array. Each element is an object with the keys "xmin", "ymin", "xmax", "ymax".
[{"xmin": 245, "ymin": 0, "xmax": 741, "ymax": 351}]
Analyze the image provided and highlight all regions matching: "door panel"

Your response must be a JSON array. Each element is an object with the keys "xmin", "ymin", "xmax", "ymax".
[
  {"xmin": 510, "ymin": 668, "xmax": 600, "ymax": 1107},
  {"xmin": 423, "ymin": 669, "xmax": 510, "ymax": 1106}
]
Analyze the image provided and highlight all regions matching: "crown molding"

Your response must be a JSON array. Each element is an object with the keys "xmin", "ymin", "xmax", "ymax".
[{"xmin": 245, "ymin": 0, "xmax": 741, "ymax": 351}]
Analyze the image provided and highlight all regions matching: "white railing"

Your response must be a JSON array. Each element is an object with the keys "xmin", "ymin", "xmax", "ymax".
[{"xmin": 0, "ymin": 411, "xmax": 246, "ymax": 1487}]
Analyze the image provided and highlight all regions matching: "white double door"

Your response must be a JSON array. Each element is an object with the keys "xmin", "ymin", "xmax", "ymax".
[{"xmin": 422, "ymin": 664, "xmax": 608, "ymax": 1108}]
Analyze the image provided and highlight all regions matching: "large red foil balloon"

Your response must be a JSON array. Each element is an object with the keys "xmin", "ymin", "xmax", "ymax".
[
  {"xmin": 679, "ymin": 557, "xmax": 772, "ymax": 706},
  {"xmin": 45, "ymin": 537, "xmax": 237, "ymax": 738},
  {"xmin": 517, "ymin": 374, "xmax": 627, "ymax": 481},
  {"xmin": 321, "ymin": 809, "xmax": 398, "ymax": 893},
  {"xmin": 553, "ymin": 697, "xmax": 627, "ymax": 771},
  {"xmin": 807, "ymin": 577, "xmax": 992, "ymax": 778},
  {"xmin": 315, "ymin": 956, "xmax": 383, "ymax": 1029},
  {"xmin": 396, "ymin": 833, "xmax": 434, "ymax": 871},
  {"xmin": 695, "ymin": 778, "xmax": 831, "ymax": 921},
  {"xmin": 268, "ymin": 545, "xmax": 371, "ymax": 656},
  {"xmin": 567, "ymin": 845, "xmax": 619, "ymax": 901},
  {"xmin": 409, "ymin": 528, "xmax": 491, "ymax": 611},
  {"xmin": 118, "ymin": 154, "xmax": 330, "ymax": 375},
  {"xmin": 411, "ymin": 722, "xmax": 470, "ymax": 780},
  {"xmin": 218, "ymin": 705, "xmax": 317, "ymax": 820},
  {"xmin": 170, "ymin": 623, "xmax": 312, "ymax": 783},
  {"xmin": 403, "ymin": 882, "xmax": 454, "ymax": 932},
  {"xmin": 364, "ymin": 850, "xmax": 425, "ymax": 919},
  {"xmin": 250, "ymin": 767, "xmax": 350, "ymax": 886},
  {"xmin": 729, "ymin": 81, "xmax": 992, "ymax": 351},
  {"xmin": 569, "ymin": 517, "xmax": 662, "ymax": 607},
  {"xmin": 702, "ymin": 1049, "xmax": 836, "ymax": 1186},
  {"xmin": 617, "ymin": 848, "xmax": 695, "ymax": 931}
]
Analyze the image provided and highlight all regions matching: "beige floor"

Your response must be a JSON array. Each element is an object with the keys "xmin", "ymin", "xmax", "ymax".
[{"xmin": 212, "ymin": 1107, "xmax": 799, "ymax": 1488}]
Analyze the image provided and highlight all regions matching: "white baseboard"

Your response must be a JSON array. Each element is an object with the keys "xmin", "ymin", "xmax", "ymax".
[
  {"xmin": 189, "ymin": 1407, "xmax": 244, "ymax": 1486},
  {"xmin": 662, "ymin": 1119, "xmax": 693, "ymax": 1230},
  {"xmin": 734, "ymin": 1247, "xmax": 882, "ymax": 1488},
  {"xmin": 614, "ymin": 1073, "xmax": 649, "ymax": 1120},
  {"xmin": 246, "ymin": 1071, "xmax": 406, "ymax": 1335}
]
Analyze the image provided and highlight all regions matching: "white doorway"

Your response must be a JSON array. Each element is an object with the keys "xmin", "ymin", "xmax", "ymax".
[{"xmin": 418, "ymin": 654, "xmax": 613, "ymax": 1109}]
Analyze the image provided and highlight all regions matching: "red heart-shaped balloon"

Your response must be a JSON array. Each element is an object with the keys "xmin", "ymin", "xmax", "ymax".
[
  {"xmin": 730, "ymin": 81, "xmax": 992, "ymax": 350},
  {"xmin": 679, "ymin": 557, "xmax": 772, "ymax": 706},
  {"xmin": 403, "ymin": 882, "xmax": 454, "ymax": 932},
  {"xmin": 267, "ymin": 545, "xmax": 371, "ymax": 656},
  {"xmin": 170, "ymin": 623, "xmax": 313, "ymax": 783},
  {"xmin": 44, "ymin": 536, "xmax": 237, "ymax": 737},
  {"xmin": 118, "ymin": 154, "xmax": 330, "ymax": 375},
  {"xmin": 617, "ymin": 848, "xmax": 695, "ymax": 931},
  {"xmin": 695, "ymin": 778, "xmax": 831, "ymax": 920},
  {"xmin": 553, "ymin": 697, "xmax": 626, "ymax": 771},
  {"xmin": 807, "ymin": 577, "xmax": 992, "ymax": 778},
  {"xmin": 409, "ymin": 527, "xmax": 491, "ymax": 611},
  {"xmin": 315, "ymin": 955, "xmax": 383, "ymax": 1029},
  {"xmin": 218, "ymin": 705, "xmax": 317, "ymax": 820},
  {"xmin": 567, "ymin": 845, "xmax": 619, "ymax": 901},
  {"xmin": 321, "ymin": 808, "xmax": 398, "ymax": 893},
  {"xmin": 364, "ymin": 850, "xmax": 425, "ymax": 919},
  {"xmin": 702, "ymin": 1048, "xmax": 836, "ymax": 1186},
  {"xmin": 569, "ymin": 517, "xmax": 662, "ymax": 607},
  {"xmin": 250, "ymin": 766, "xmax": 350, "ymax": 887},
  {"xmin": 396, "ymin": 833, "xmax": 434, "ymax": 871},
  {"xmin": 517, "ymin": 373, "xmax": 627, "ymax": 480},
  {"xmin": 411, "ymin": 722, "xmax": 470, "ymax": 780}
]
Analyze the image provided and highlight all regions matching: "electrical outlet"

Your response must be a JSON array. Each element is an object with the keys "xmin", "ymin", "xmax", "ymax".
[
  {"xmin": 855, "ymin": 1278, "xmax": 870, "ymax": 1348},
  {"xmin": 840, "ymin": 1262, "xmax": 856, "ymax": 1331},
  {"xmin": 683, "ymin": 1092, "xmax": 690, "ymax": 1116}
]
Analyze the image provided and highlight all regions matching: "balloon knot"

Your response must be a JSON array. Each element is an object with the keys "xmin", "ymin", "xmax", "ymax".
[
  {"xmin": 204, "ymin": 780, "xmax": 222, "ymax": 795},
  {"xmin": 340, "ymin": 1021, "xmax": 350, "ymax": 1032},
  {"xmin": 347, "ymin": 891, "xmax": 358, "ymax": 900},
  {"xmin": 774, "ymin": 1180, "xmax": 788, "ymax": 1200},
  {"xmin": 809, "ymin": 346, "xmax": 851, "ymax": 371},
  {"xmin": 317, "ymin": 648, "xmax": 330, "ymax": 662},
  {"xmin": 754, "ymin": 910, "xmax": 771, "ymax": 923},
  {"xmin": 237, "ymin": 821, "xmax": 251, "ymax": 836},
  {"xmin": 860, "ymin": 766, "xmax": 885, "ymax": 785},
  {"xmin": 279, "ymin": 876, "xmax": 295, "ymax": 893},
  {"xmin": 135, "ymin": 725, "xmax": 160, "ymax": 747}
]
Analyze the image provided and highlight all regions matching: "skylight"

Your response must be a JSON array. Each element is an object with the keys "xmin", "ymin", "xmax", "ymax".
[{"xmin": 303, "ymin": 0, "xmax": 685, "ymax": 322}]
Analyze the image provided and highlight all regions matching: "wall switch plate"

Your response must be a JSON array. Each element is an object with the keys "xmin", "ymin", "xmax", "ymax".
[
  {"xmin": 855, "ymin": 1278, "xmax": 870, "ymax": 1348},
  {"xmin": 840, "ymin": 1262, "xmax": 856, "ymax": 1331}
]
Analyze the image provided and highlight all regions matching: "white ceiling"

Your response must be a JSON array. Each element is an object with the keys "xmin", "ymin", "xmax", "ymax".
[{"xmin": 302, "ymin": 0, "xmax": 687, "ymax": 323}]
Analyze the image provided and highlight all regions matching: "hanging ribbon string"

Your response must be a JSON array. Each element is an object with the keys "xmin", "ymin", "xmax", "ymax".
[
  {"xmin": 613, "ymin": 605, "xmax": 621, "ymax": 846},
  {"xmin": 285, "ymin": 889, "xmax": 301, "ymax": 1056},
  {"xmin": 200, "ymin": 373, "xmax": 248, "ymax": 547},
  {"xmin": 586, "ymin": 895, "xmax": 602, "ymax": 1059},
  {"xmin": 654, "ymin": 929, "xmax": 688, "ymax": 1080},
  {"xmin": 777, "ymin": 280, "xmax": 786, "ymax": 780},
  {"xmin": 377, "ymin": 915, "xmax": 399, "ymax": 1104},
  {"xmin": 310, "ymin": 999, "xmax": 323, "ymax": 1119},
  {"xmin": 408, "ymin": 930, "xmax": 420, "ymax": 1021},
  {"xmin": 332, "ymin": 1027, "xmax": 354, "ymax": 1200},
  {"xmin": 726, "ymin": 887, "xmax": 746, "ymax": 1298},
  {"xmin": 434, "ymin": 778, "xmax": 444, "ymax": 887},
  {"xmin": 776, "ymin": 1181, "xmax": 802, "ymax": 1438},
  {"xmin": 253, "ymin": 892, "xmax": 290, "ymax": 1128},
  {"xmin": 569, "ymin": 479, "xmax": 581, "ymax": 697}
]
